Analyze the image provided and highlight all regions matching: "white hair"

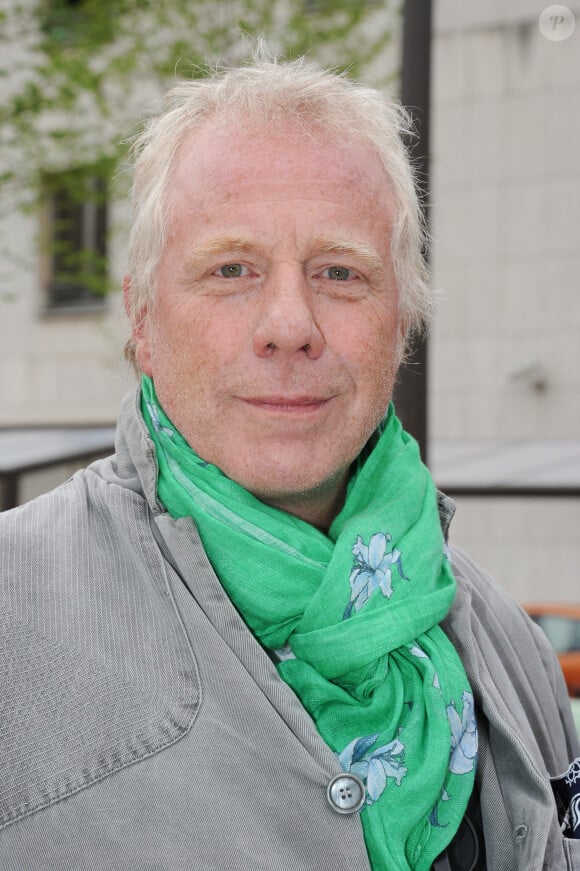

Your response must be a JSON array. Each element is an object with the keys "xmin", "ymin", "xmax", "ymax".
[{"xmin": 125, "ymin": 53, "xmax": 431, "ymax": 366}]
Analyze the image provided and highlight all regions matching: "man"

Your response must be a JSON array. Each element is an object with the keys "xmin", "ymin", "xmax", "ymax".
[{"xmin": 1, "ymin": 56, "xmax": 578, "ymax": 871}]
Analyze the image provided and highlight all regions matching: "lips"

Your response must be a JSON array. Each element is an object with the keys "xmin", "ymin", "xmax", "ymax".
[{"xmin": 241, "ymin": 395, "xmax": 332, "ymax": 412}]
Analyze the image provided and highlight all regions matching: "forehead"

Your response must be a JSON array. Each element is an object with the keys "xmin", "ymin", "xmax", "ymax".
[{"xmin": 168, "ymin": 118, "xmax": 395, "ymax": 222}]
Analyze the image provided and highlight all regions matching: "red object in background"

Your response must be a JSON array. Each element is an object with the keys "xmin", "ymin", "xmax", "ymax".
[{"xmin": 523, "ymin": 603, "xmax": 580, "ymax": 697}]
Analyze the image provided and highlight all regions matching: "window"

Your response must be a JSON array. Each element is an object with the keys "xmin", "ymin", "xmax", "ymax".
[
  {"xmin": 43, "ymin": 0, "xmax": 88, "ymax": 44},
  {"xmin": 42, "ymin": 0, "xmax": 122, "ymax": 47},
  {"xmin": 43, "ymin": 168, "xmax": 109, "ymax": 310}
]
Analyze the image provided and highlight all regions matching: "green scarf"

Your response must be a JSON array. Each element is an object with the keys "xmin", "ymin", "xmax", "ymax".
[{"xmin": 141, "ymin": 376, "xmax": 477, "ymax": 870}]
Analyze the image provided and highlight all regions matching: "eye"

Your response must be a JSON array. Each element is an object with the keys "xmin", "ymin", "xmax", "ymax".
[
  {"xmin": 215, "ymin": 263, "xmax": 248, "ymax": 278},
  {"xmin": 322, "ymin": 266, "xmax": 355, "ymax": 281}
]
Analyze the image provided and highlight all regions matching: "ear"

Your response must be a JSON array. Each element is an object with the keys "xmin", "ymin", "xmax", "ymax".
[{"xmin": 123, "ymin": 274, "xmax": 153, "ymax": 376}]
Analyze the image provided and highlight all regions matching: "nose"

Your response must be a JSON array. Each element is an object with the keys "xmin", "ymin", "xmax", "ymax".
[{"xmin": 252, "ymin": 267, "xmax": 325, "ymax": 359}]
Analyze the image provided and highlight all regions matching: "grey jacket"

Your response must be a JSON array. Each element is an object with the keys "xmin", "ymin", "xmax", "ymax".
[{"xmin": 1, "ymin": 391, "xmax": 579, "ymax": 870}]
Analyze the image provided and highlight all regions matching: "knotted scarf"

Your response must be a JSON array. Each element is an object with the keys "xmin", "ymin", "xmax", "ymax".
[{"xmin": 141, "ymin": 376, "xmax": 477, "ymax": 870}]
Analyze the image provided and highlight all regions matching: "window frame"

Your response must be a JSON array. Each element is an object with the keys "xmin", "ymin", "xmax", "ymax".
[{"xmin": 41, "ymin": 167, "xmax": 110, "ymax": 314}]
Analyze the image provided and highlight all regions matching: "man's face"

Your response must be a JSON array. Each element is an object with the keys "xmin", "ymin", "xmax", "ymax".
[{"xmin": 132, "ymin": 120, "xmax": 404, "ymax": 528}]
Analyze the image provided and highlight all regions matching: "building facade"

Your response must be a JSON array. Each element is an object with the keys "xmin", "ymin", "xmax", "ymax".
[
  {"xmin": 1, "ymin": 0, "xmax": 578, "ymax": 601},
  {"xmin": 430, "ymin": 0, "xmax": 580, "ymax": 601}
]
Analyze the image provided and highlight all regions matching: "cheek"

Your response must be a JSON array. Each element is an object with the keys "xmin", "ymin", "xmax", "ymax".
[
  {"xmin": 149, "ymin": 301, "xmax": 251, "ymax": 413},
  {"xmin": 151, "ymin": 298, "xmax": 217, "ymax": 362},
  {"xmin": 330, "ymin": 301, "xmax": 401, "ymax": 388}
]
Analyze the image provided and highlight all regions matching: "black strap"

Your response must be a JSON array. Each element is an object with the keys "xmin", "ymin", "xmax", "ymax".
[
  {"xmin": 432, "ymin": 853, "xmax": 453, "ymax": 871},
  {"xmin": 432, "ymin": 786, "xmax": 486, "ymax": 871}
]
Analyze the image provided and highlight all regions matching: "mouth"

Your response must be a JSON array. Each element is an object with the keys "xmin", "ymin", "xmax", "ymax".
[{"xmin": 240, "ymin": 395, "xmax": 333, "ymax": 414}]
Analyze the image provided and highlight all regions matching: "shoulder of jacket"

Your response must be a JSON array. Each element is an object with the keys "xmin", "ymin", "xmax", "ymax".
[
  {"xmin": 448, "ymin": 543, "xmax": 530, "ymax": 631},
  {"xmin": 0, "ymin": 464, "xmax": 156, "ymax": 627},
  {"xmin": 0, "ymin": 456, "xmax": 146, "ymax": 538},
  {"xmin": 447, "ymin": 543, "xmax": 580, "ymax": 761}
]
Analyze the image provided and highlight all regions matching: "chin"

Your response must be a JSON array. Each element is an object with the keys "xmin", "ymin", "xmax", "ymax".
[{"xmin": 240, "ymin": 465, "xmax": 345, "ymax": 501}]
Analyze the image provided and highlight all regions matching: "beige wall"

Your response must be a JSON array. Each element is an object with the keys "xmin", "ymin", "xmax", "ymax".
[
  {"xmin": 0, "ymin": 202, "xmax": 133, "ymax": 426},
  {"xmin": 430, "ymin": 1, "xmax": 580, "ymax": 603},
  {"xmin": 448, "ymin": 496, "xmax": 579, "ymax": 603},
  {"xmin": 430, "ymin": 1, "xmax": 580, "ymax": 440}
]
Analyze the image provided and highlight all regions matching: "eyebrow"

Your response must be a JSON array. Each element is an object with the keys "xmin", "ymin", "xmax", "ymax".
[
  {"xmin": 182, "ymin": 235, "xmax": 258, "ymax": 278},
  {"xmin": 310, "ymin": 237, "xmax": 384, "ymax": 266}
]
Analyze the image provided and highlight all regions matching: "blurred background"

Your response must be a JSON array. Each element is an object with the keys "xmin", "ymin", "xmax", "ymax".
[{"xmin": 1, "ymin": 0, "xmax": 579, "ymax": 622}]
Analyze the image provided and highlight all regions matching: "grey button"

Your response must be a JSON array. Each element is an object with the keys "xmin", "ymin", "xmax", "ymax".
[{"xmin": 327, "ymin": 774, "xmax": 365, "ymax": 814}]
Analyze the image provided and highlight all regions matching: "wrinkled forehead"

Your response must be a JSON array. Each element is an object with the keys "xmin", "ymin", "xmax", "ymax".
[{"xmin": 165, "ymin": 116, "xmax": 397, "ymax": 221}]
